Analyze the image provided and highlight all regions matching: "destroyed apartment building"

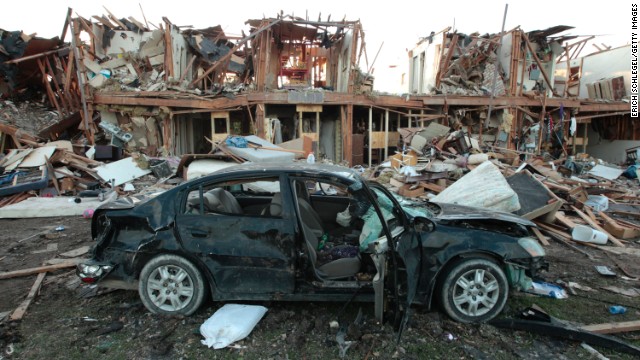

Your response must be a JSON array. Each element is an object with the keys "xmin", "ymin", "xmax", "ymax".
[
  {"xmin": 0, "ymin": 8, "xmax": 636, "ymax": 209},
  {"xmin": 406, "ymin": 25, "xmax": 632, "ymax": 164},
  {"xmin": 65, "ymin": 10, "xmax": 386, "ymax": 166},
  {"xmin": 1, "ymin": 9, "xmax": 634, "ymax": 168}
]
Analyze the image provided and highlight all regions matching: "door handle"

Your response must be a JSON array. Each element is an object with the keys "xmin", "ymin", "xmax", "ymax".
[{"xmin": 190, "ymin": 229, "xmax": 208, "ymax": 238}]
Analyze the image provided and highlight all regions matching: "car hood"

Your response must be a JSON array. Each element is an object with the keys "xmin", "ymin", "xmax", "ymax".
[
  {"xmin": 97, "ymin": 194, "xmax": 152, "ymax": 210},
  {"xmin": 432, "ymin": 202, "xmax": 535, "ymax": 227}
]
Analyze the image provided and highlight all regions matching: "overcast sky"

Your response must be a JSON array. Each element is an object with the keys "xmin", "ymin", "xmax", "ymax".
[{"xmin": 2, "ymin": 0, "xmax": 632, "ymax": 91}]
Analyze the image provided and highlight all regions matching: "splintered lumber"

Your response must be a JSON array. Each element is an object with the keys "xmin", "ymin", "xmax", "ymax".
[
  {"xmin": 582, "ymin": 320, "xmax": 640, "ymax": 334},
  {"xmin": 555, "ymin": 212, "xmax": 577, "ymax": 229},
  {"xmin": 599, "ymin": 211, "xmax": 640, "ymax": 239},
  {"xmin": 530, "ymin": 226, "xmax": 550, "ymax": 246},
  {"xmin": 420, "ymin": 182, "xmax": 445, "ymax": 194},
  {"xmin": 535, "ymin": 221, "xmax": 596, "ymax": 259},
  {"xmin": 570, "ymin": 205, "xmax": 625, "ymax": 247},
  {"xmin": 0, "ymin": 261, "xmax": 79, "ymax": 280},
  {"xmin": 10, "ymin": 272, "xmax": 46, "ymax": 321}
]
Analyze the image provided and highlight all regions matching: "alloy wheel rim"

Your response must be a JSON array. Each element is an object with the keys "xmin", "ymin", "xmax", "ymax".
[
  {"xmin": 451, "ymin": 268, "xmax": 500, "ymax": 317},
  {"xmin": 147, "ymin": 264, "xmax": 195, "ymax": 311}
]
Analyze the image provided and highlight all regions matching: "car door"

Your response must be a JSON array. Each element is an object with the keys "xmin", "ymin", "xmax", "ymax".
[
  {"xmin": 364, "ymin": 183, "xmax": 411, "ymax": 325},
  {"xmin": 175, "ymin": 175, "xmax": 296, "ymax": 295}
]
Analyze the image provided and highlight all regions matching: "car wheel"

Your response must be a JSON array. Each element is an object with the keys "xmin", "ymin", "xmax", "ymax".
[
  {"xmin": 138, "ymin": 254, "xmax": 206, "ymax": 316},
  {"xmin": 439, "ymin": 258, "xmax": 508, "ymax": 323}
]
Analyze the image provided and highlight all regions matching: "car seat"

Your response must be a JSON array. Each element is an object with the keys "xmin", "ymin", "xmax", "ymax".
[
  {"xmin": 205, "ymin": 188, "xmax": 243, "ymax": 214},
  {"xmin": 300, "ymin": 220, "xmax": 361, "ymax": 279}
]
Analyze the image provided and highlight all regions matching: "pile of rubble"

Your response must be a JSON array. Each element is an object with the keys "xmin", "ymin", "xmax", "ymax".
[
  {"xmin": 373, "ymin": 123, "xmax": 640, "ymax": 251},
  {"xmin": 439, "ymin": 34, "xmax": 505, "ymax": 96}
]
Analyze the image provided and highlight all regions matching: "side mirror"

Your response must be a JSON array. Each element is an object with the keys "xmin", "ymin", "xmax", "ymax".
[{"xmin": 412, "ymin": 216, "xmax": 435, "ymax": 233}]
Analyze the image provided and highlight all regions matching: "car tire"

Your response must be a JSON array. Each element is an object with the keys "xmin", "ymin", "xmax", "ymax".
[
  {"xmin": 439, "ymin": 258, "xmax": 508, "ymax": 323},
  {"xmin": 138, "ymin": 254, "xmax": 206, "ymax": 316}
]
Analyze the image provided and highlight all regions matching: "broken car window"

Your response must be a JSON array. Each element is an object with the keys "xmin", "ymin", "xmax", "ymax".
[{"xmin": 184, "ymin": 178, "xmax": 281, "ymax": 217}]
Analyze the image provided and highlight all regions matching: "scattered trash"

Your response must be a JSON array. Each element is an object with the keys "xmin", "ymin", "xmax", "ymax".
[
  {"xmin": 307, "ymin": 152, "xmax": 315, "ymax": 164},
  {"xmin": 595, "ymin": 266, "xmax": 617, "ymax": 277},
  {"xmin": 444, "ymin": 332, "xmax": 457, "ymax": 341},
  {"xmin": 572, "ymin": 224, "xmax": 608, "ymax": 245},
  {"xmin": 82, "ymin": 209, "xmax": 95, "ymax": 219},
  {"xmin": 526, "ymin": 281, "xmax": 568, "ymax": 299},
  {"xmin": 55, "ymin": 226, "xmax": 65, "ymax": 232},
  {"xmin": 601, "ymin": 286, "xmax": 640, "ymax": 297},
  {"xmin": 580, "ymin": 343, "xmax": 610, "ymax": 360},
  {"xmin": 336, "ymin": 324, "xmax": 355, "ymax": 358},
  {"xmin": 608, "ymin": 305, "xmax": 627, "ymax": 315},
  {"xmin": 200, "ymin": 304, "xmax": 267, "ymax": 349}
]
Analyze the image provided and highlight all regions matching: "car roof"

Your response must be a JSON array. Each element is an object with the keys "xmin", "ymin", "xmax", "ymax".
[{"xmin": 194, "ymin": 162, "xmax": 363, "ymax": 185}]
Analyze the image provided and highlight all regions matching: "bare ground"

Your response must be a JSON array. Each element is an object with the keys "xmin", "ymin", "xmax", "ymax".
[{"xmin": 1, "ymin": 216, "xmax": 640, "ymax": 359}]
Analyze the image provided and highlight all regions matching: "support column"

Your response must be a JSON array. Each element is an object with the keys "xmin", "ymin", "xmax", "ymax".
[
  {"xmin": 368, "ymin": 107, "xmax": 373, "ymax": 167},
  {"xmin": 256, "ymin": 103, "xmax": 265, "ymax": 138},
  {"xmin": 384, "ymin": 109, "xmax": 389, "ymax": 159},
  {"xmin": 342, "ymin": 105, "xmax": 353, "ymax": 165}
]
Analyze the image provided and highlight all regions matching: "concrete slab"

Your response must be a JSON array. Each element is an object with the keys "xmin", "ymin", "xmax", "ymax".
[{"xmin": 0, "ymin": 197, "xmax": 104, "ymax": 218}]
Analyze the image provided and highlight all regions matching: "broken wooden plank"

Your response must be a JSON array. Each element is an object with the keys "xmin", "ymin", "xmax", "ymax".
[
  {"xmin": 571, "ymin": 205, "xmax": 625, "ymax": 247},
  {"xmin": 92, "ymin": 15, "xmax": 116, "ymax": 29},
  {"xmin": 0, "ymin": 261, "xmax": 79, "ymax": 280},
  {"xmin": 44, "ymin": 156, "xmax": 60, "ymax": 195},
  {"xmin": 419, "ymin": 182, "xmax": 445, "ymax": 194},
  {"xmin": 582, "ymin": 320, "xmax": 640, "ymax": 334},
  {"xmin": 555, "ymin": 212, "xmax": 577, "ymax": 229},
  {"xmin": 599, "ymin": 211, "xmax": 640, "ymax": 239},
  {"xmin": 584, "ymin": 206, "xmax": 598, "ymax": 222},
  {"xmin": 530, "ymin": 226, "xmax": 550, "ymax": 246},
  {"xmin": 536, "ymin": 223, "xmax": 597, "ymax": 260},
  {"xmin": 10, "ymin": 272, "xmax": 46, "ymax": 321},
  {"xmin": 44, "ymin": 258, "xmax": 87, "ymax": 266}
]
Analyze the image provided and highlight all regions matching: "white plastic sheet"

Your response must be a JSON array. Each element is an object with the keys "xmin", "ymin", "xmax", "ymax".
[{"xmin": 200, "ymin": 304, "xmax": 268, "ymax": 349}]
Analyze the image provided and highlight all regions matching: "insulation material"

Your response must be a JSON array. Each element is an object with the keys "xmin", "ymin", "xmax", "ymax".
[{"xmin": 432, "ymin": 161, "xmax": 520, "ymax": 212}]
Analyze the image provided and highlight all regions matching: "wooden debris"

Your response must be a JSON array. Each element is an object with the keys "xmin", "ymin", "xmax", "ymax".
[
  {"xmin": 0, "ymin": 260, "xmax": 80, "ymax": 280},
  {"xmin": 555, "ymin": 212, "xmax": 577, "ymax": 229},
  {"xmin": 601, "ymin": 286, "xmax": 640, "ymax": 297},
  {"xmin": 599, "ymin": 212, "xmax": 640, "ymax": 239},
  {"xmin": 420, "ymin": 182, "xmax": 445, "ymax": 194},
  {"xmin": 10, "ymin": 272, "xmax": 46, "ymax": 321},
  {"xmin": 582, "ymin": 320, "xmax": 640, "ymax": 334},
  {"xmin": 530, "ymin": 226, "xmax": 550, "ymax": 246}
]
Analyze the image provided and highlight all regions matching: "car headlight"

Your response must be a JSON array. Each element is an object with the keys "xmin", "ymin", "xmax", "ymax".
[{"xmin": 518, "ymin": 237, "xmax": 546, "ymax": 257}]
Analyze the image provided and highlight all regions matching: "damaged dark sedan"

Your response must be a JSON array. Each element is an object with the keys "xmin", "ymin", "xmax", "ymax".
[{"xmin": 78, "ymin": 163, "xmax": 547, "ymax": 324}]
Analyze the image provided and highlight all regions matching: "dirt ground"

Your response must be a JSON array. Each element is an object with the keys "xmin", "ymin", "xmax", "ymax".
[{"xmin": 1, "ymin": 215, "xmax": 640, "ymax": 359}]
